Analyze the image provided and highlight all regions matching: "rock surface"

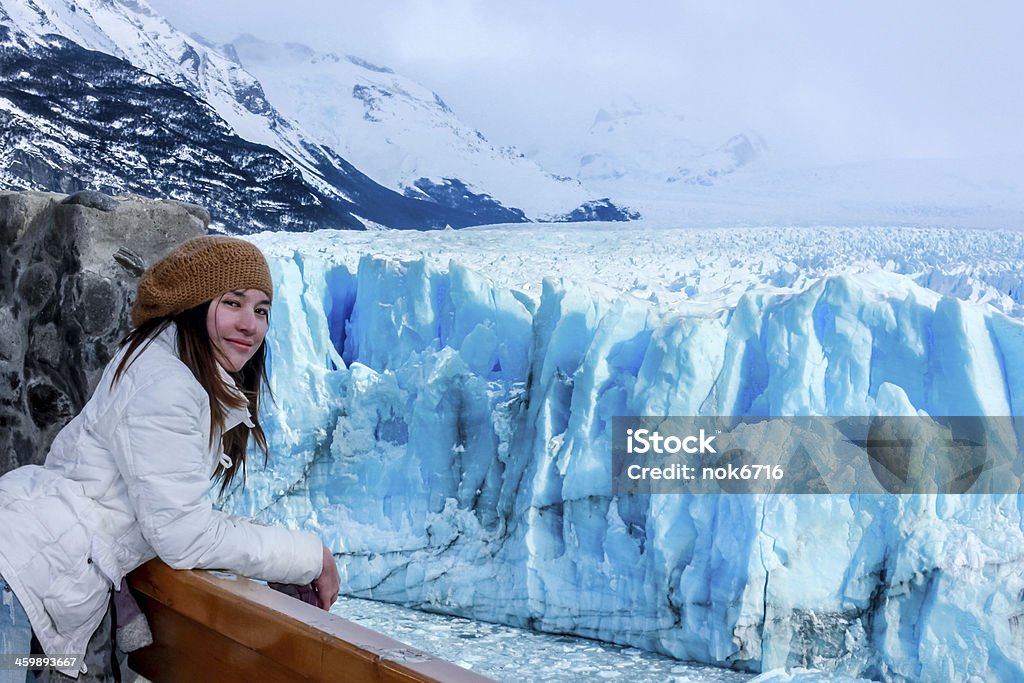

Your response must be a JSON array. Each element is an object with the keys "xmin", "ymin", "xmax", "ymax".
[{"xmin": 0, "ymin": 190, "xmax": 205, "ymax": 473}]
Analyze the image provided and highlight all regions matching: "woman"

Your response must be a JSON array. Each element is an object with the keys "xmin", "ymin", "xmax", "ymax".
[{"xmin": 0, "ymin": 236, "xmax": 340, "ymax": 680}]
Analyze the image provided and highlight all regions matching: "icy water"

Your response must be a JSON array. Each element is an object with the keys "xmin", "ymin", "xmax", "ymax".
[{"xmin": 331, "ymin": 597, "xmax": 753, "ymax": 683}]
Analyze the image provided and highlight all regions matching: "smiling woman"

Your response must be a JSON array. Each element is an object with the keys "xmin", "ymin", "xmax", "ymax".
[
  {"xmin": 207, "ymin": 289, "xmax": 272, "ymax": 372},
  {"xmin": 0, "ymin": 236, "xmax": 340, "ymax": 680}
]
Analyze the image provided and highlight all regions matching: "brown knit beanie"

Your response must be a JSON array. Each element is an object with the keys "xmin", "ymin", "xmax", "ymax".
[{"xmin": 131, "ymin": 236, "xmax": 274, "ymax": 328}]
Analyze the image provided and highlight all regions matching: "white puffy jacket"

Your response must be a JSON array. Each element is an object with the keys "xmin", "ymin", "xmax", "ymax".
[{"xmin": 0, "ymin": 323, "xmax": 323, "ymax": 677}]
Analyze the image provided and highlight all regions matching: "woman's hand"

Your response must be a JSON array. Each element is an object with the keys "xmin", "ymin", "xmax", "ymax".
[{"xmin": 312, "ymin": 543, "xmax": 340, "ymax": 610}]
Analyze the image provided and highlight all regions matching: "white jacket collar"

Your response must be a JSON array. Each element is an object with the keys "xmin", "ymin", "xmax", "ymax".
[{"xmin": 217, "ymin": 362, "xmax": 255, "ymax": 433}]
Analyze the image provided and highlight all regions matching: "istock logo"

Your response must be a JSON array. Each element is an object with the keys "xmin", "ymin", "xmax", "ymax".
[{"xmin": 625, "ymin": 428, "xmax": 717, "ymax": 455}]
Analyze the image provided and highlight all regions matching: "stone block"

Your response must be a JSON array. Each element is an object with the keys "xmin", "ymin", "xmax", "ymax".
[{"xmin": 0, "ymin": 191, "xmax": 207, "ymax": 472}]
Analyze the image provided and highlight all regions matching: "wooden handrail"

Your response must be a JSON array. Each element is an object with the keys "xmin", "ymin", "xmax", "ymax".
[{"xmin": 127, "ymin": 560, "xmax": 496, "ymax": 683}]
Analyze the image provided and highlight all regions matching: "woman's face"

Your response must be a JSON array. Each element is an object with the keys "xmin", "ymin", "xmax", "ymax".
[{"xmin": 206, "ymin": 288, "xmax": 271, "ymax": 372}]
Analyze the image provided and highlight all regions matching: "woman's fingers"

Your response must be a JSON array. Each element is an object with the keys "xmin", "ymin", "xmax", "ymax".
[{"xmin": 313, "ymin": 543, "xmax": 341, "ymax": 610}]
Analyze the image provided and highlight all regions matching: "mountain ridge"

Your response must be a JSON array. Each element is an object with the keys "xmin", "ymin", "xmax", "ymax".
[
  {"xmin": 0, "ymin": 0, "xmax": 636, "ymax": 230},
  {"xmin": 222, "ymin": 33, "xmax": 630, "ymax": 221}
]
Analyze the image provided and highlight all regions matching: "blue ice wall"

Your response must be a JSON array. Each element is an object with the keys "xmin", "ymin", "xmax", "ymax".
[{"xmin": 223, "ymin": 252, "xmax": 1024, "ymax": 680}]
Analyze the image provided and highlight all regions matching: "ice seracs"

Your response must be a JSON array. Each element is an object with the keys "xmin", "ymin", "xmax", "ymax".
[{"xmin": 221, "ymin": 224, "xmax": 1024, "ymax": 681}]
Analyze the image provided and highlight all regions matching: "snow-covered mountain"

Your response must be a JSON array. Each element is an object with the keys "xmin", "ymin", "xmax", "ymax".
[
  {"xmin": 0, "ymin": 27, "xmax": 369, "ymax": 232},
  {"xmin": 538, "ymin": 103, "xmax": 766, "ymax": 192},
  {"xmin": 221, "ymin": 34, "xmax": 634, "ymax": 222},
  {"xmin": 667, "ymin": 132, "xmax": 768, "ymax": 186},
  {"xmin": 535, "ymin": 102, "xmax": 1024, "ymax": 229},
  {"xmin": 0, "ymin": 0, "xmax": 632, "ymax": 230}
]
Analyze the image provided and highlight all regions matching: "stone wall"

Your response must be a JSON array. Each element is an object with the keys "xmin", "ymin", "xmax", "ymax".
[{"xmin": 0, "ymin": 191, "xmax": 207, "ymax": 474}]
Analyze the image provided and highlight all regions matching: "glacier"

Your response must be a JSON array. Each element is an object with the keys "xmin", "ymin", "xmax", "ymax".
[{"xmin": 221, "ymin": 225, "xmax": 1024, "ymax": 681}]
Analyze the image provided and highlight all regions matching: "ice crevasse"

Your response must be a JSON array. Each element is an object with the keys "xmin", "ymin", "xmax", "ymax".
[{"xmin": 221, "ymin": 246, "xmax": 1024, "ymax": 681}]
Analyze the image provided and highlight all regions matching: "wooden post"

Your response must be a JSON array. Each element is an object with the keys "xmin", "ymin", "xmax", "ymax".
[{"xmin": 127, "ymin": 560, "xmax": 496, "ymax": 683}]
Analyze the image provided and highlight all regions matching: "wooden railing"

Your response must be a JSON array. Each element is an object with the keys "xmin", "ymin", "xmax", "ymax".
[{"xmin": 127, "ymin": 560, "xmax": 496, "ymax": 683}]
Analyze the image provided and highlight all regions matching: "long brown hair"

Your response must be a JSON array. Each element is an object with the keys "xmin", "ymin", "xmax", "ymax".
[{"xmin": 111, "ymin": 300, "xmax": 272, "ymax": 495}]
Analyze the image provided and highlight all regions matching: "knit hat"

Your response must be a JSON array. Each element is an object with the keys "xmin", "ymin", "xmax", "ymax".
[{"xmin": 131, "ymin": 236, "xmax": 273, "ymax": 327}]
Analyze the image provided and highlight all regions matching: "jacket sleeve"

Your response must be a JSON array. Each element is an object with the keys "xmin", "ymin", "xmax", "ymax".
[{"xmin": 114, "ymin": 373, "xmax": 323, "ymax": 585}]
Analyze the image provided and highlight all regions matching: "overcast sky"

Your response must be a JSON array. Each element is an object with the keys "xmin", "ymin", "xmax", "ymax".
[{"xmin": 146, "ymin": 0, "xmax": 1024, "ymax": 165}]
